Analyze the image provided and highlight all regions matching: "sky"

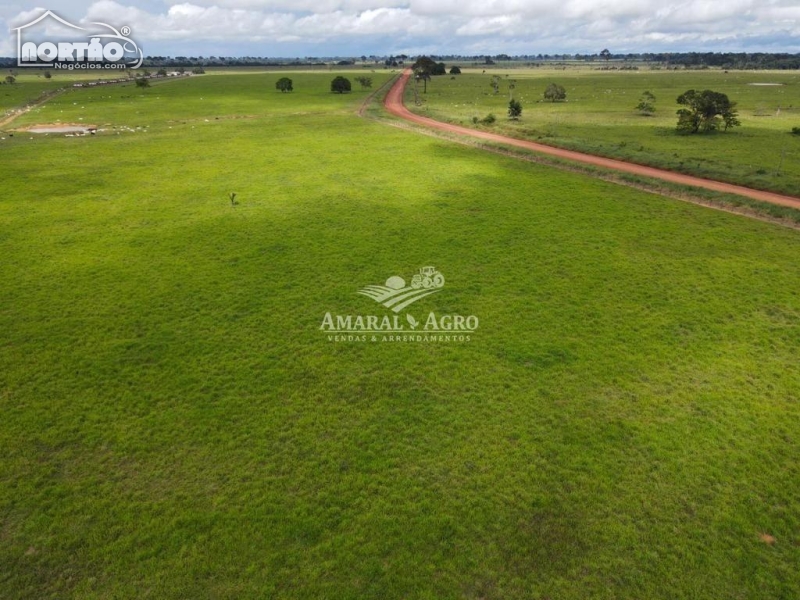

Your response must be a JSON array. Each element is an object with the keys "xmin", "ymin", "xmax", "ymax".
[{"xmin": 1, "ymin": 0, "xmax": 799, "ymax": 58}]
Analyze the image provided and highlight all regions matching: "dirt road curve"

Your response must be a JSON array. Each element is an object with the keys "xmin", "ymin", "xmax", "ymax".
[{"xmin": 384, "ymin": 70, "xmax": 800, "ymax": 211}]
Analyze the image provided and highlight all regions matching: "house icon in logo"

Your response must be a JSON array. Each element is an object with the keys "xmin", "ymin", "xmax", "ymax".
[{"xmin": 14, "ymin": 10, "xmax": 85, "ymax": 67}]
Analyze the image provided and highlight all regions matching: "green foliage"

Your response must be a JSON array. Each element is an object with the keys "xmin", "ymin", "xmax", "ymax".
[
  {"xmin": 157, "ymin": 68, "xmax": 167, "ymax": 76},
  {"xmin": 403, "ymin": 70, "xmax": 800, "ymax": 195},
  {"xmin": 412, "ymin": 56, "xmax": 436, "ymax": 93},
  {"xmin": 134, "ymin": 77, "xmax": 150, "ymax": 88},
  {"xmin": 354, "ymin": 76, "xmax": 372, "ymax": 89},
  {"xmin": 43, "ymin": 71, "xmax": 51, "ymax": 79},
  {"xmin": 676, "ymin": 89, "xmax": 740, "ymax": 133},
  {"xmin": 791, "ymin": 127, "xmax": 800, "ymax": 135},
  {"xmin": 330, "ymin": 75, "xmax": 351, "ymax": 94},
  {"xmin": 481, "ymin": 113, "xmax": 496, "ymax": 124},
  {"xmin": 192, "ymin": 66, "xmax": 205, "ymax": 74},
  {"xmin": 4, "ymin": 75, "xmax": 15, "ymax": 85},
  {"xmin": 1, "ymin": 71, "xmax": 800, "ymax": 599},
  {"xmin": 490, "ymin": 75, "xmax": 502, "ymax": 94},
  {"xmin": 449, "ymin": 66, "xmax": 461, "ymax": 75},
  {"xmin": 544, "ymin": 82, "xmax": 567, "ymax": 102},
  {"xmin": 275, "ymin": 77, "xmax": 293, "ymax": 92},
  {"xmin": 432, "ymin": 62, "xmax": 447, "ymax": 76},
  {"xmin": 636, "ymin": 90, "xmax": 656, "ymax": 115},
  {"xmin": 508, "ymin": 98, "xmax": 523, "ymax": 119}
]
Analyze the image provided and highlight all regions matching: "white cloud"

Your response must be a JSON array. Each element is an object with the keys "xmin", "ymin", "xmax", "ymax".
[{"xmin": 0, "ymin": 0, "xmax": 798, "ymax": 55}]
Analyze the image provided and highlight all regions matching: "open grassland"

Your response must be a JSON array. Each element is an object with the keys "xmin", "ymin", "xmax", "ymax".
[
  {"xmin": 1, "ymin": 72, "xmax": 800, "ymax": 599},
  {"xmin": 406, "ymin": 68, "xmax": 800, "ymax": 196}
]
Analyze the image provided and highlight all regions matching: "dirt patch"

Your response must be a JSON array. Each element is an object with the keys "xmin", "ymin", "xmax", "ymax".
[{"xmin": 16, "ymin": 123, "xmax": 97, "ymax": 134}]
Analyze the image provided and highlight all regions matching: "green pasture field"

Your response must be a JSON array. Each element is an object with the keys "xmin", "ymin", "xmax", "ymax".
[
  {"xmin": 1, "ymin": 71, "xmax": 799, "ymax": 599},
  {"xmin": 406, "ymin": 68, "xmax": 800, "ymax": 196}
]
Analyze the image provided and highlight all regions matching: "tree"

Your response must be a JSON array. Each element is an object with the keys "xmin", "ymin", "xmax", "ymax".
[
  {"xmin": 449, "ymin": 66, "xmax": 461, "ymax": 75},
  {"xmin": 135, "ymin": 77, "xmax": 150, "ymax": 88},
  {"xmin": 192, "ymin": 66, "xmax": 205, "ymax": 74},
  {"xmin": 276, "ymin": 77, "xmax": 293, "ymax": 92},
  {"xmin": 508, "ymin": 99, "xmax": 523, "ymax": 120},
  {"xmin": 508, "ymin": 79, "xmax": 517, "ymax": 100},
  {"xmin": 354, "ymin": 76, "xmax": 372, "ymax": 89},
  {"xmin": 412, "ymin": 56, "xmax": 436, "ymax": 93},
  {"xmin": 432, "ymin": 62, "xmax": 446, "ymax": 76},
  {"xmin": 544, "ymin": 83, "xmax": 566, "ymax": 102},
  {"xmin": 157, "ymin": 68, "xmax": 167, "ymax": 76},
  {"xmin": 331, "ymin": 76, "xmax": 351, "ymax": 93},
  {"xmin": 600, "ymin": 48, "xmax": 611, "ymax": 62},
  {"xmin": 635, "ymin": 90, "xmax": 656, "ymax": 115},
  {"xmin": 490, "ymin": 75, "xmax": 501, "ymax": 94},
  {"xmin": 676, "ymin": 89, "xmax": 740, "ymax": 133},
  {"xmin": 4, "ymin": 75, "xmax": 15, "ymax": 85}
]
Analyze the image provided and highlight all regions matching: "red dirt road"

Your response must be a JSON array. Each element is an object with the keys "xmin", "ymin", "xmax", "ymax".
[{"xmin": 384, "ymin": 70, "xmax": 800, "ymax": 211}]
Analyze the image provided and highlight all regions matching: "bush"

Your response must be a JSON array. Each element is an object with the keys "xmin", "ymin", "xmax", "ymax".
[
  {"xmin": 135, "ymin": 78, "xmax": 150, "ymax": 88},
  {"xmin": 192, "ymin": 67, "xmax": 205, "ymax": 74},
  {"xmin": 792, "ymin": 127, "xmax": 800, "ymax": 135},
  {"xmin": 544, "ymin": 83, "xmax": 566, "ymax": 102},
  {"xmin": 276, "ymin": 77, "xmax": 293, "ymax": 93},
  {"xmin": 508, "ymin": 99, "xmax": 522, "ymax": 119},
  {"xmin": 481, "ymin": 113, "xmax": 496, "ymax": 125},
  {"xmin": 331, "ymin": 76, "xmax": 351, "ymax": 94},
  {"xmin": 449, "ymin": 66, "xmax": 461, "ymax": 75}
]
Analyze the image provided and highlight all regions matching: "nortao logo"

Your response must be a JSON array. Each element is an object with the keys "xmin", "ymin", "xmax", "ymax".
[{"xmin": 14, "ymin": 10, "xmax": 143, "ymax": 69}]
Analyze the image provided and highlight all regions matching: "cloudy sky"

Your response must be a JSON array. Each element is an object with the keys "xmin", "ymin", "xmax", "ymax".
[{"xmin": 2, "ymin": 0, "xmax": 799, "ymax": 58}]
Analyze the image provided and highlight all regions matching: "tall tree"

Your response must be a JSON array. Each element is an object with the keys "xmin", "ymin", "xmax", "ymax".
[
  {"xmin": 412, "ymin": 56, "xmax": 436, "ymax": 93},
  {"xmin": 676, "ymin": 89, "xmax": 740, "ymax": 133}
]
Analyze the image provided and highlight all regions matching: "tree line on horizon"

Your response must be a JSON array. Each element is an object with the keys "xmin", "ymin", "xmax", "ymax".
[{"xmin": 3, "ymin": 51, "xmax": 798, "ymax": 70}]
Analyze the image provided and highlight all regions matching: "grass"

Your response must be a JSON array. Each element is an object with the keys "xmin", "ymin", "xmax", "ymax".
[
  {"xmin": 1, "ymin": 71, "xmax": 800, "ymax": 599},
  {"xmin": 406, "ymin": 68, "xmax": 800, "ymax": 196}
]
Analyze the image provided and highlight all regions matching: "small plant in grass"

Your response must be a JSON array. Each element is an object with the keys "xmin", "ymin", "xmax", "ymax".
[
  {"xmin": 135, "ymin": 77, "xmax": 150, "ymax": 88},
  {"xmin": 354, "ymin": 76, "xmax": 372, "ymax": 89},
  {"xmin": 481, "ymin": 113, "xmax": 496, "ymax": 125},
  {"xmin": 229, "ymin": 192, "xmax": 238, "ymax": 206},
  {"xmin": 508, "ymin": 99, "xmax": 522, "ymax": 120},
  {"xmin": 792, "ymin": 127, "xmax": 800, "ymax": 135},
  {"xmin": 4, "ymin": 75, "xmax": 15, "ymax": 85},
  {"xmin": 44, "ymin": 71, "xmax": 51, "ymax": 79}
]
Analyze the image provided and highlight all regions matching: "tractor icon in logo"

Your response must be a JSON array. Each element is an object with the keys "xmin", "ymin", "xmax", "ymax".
[
  {"xmin": 358, "ymin": 265, "xmax": 446, "ymax": 313},
  {"xmin": 411, "ymin": 266, "xmax": 445, "ymax": 289}
]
